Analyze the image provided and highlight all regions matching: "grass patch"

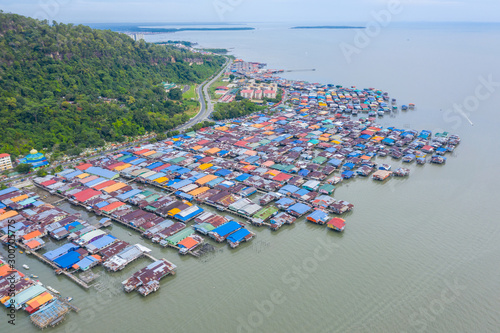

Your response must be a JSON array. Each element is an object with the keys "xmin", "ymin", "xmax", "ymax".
[
  {"xmin": 209, "ymin": 77, "xmax": 230, "ymax": 101},
  {"xmin": 183, "ymin": 84, "xmax": 198, "ymax": 100},
  {"xmin": 182, "ymin": 100, "xmax": 200, "ymax": 119}
]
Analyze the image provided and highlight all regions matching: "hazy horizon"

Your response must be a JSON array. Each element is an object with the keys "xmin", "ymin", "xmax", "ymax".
[{"xmin": 1, "ymin": 0, "xmax": 499, "ymax": 24}]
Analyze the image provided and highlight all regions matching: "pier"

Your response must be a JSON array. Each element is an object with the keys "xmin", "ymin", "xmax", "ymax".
[{"xmin": 16, "ymin": 242, "xmax": 91, "ymax": 289}]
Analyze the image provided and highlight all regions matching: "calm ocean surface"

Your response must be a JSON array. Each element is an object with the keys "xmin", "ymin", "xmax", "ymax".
[{"xmin": 6, "ymin": 23, "xmax": 500, "ymax": 333}]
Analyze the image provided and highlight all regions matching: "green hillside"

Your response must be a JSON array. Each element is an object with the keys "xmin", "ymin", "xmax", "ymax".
[{"xmin": 0, "ymin": 12, "xmax": 225, "ymax": 158}]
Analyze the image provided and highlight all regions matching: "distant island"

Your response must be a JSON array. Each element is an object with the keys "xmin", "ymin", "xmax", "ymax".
[
  {"xmin": 291, "ymin": 26, "xmax": 365, "ymax": 29},
  {"xmin": 116, "ymin": 26, "xmax": 255, "ymax": 33}
]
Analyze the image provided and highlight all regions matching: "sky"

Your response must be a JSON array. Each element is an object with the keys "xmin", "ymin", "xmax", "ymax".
[{"xmin": 1, "ymin": 0, "xmax": 499, "ymax": 24}]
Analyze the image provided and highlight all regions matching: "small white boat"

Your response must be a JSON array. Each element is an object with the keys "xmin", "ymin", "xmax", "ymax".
[
  {"xmin": 22, "ymin": 264, "xmax": 29, "ymax": 270},
  {"xmin": 46, "ymin": 286, "xmax": 60, "ymax": 294},
  {"xmin": 66, "ymin": 297, "xmax": 73, "ymax": 302}
]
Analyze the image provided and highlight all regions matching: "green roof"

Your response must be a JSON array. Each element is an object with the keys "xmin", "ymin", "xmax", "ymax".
[
  {"xmin": 165, "ymin": 228, "xmax": 194, "ymax": 245},
  {"xmin": 253, "ymin": 206, "xmax": 278, "ymax": 220}
]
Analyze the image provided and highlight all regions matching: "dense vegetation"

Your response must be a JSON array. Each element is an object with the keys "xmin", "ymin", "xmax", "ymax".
[
  {"xmin": 212, "ymin": 101, "xmax": 266, "ymax": 121},
  {"xmin": 0, "ymin": 12, "xmax": 225, "ymax": 158}
]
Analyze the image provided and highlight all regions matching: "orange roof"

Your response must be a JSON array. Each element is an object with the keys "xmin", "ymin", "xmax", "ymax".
[
  {"xmin": 178, "ymin": 237, "xmax": 198, "ymax": 249},
  {"xmin": 100, "ymin": 201, "xmax": 125, "ymax": 212},
  {"xmin": 25, "ymin": 239, "xmax": 42, "ymax": 249},
  {"xmin": 188, "ymin": 186, "xmax": 210, "ymax": 196},
  {"xmin": 0, "ymin": 210, "xmax": 18, "ymax": 221},
  {"xmin": 114, "ymin": 163, "xmax": 132, "ymax": 171},
  {"xmin": 0, "ymin": 264, "xmax": 15, "ymax": 278},
  {"xmin": 195, "ymin": 175, "xmax": 218, "ymax": 185},
  {"xmin": 11, "ymin": 194, "xmax": 28, "ymax": 203},
  {"xmin": 26, "ymin": 292, "xmax": 53, "ymax": 310},
  {"xmin": 22, "ymin": 230, "xmax": 42, "ymax": 241},
  {"xmin": 101, "ymin": 182, "xmax": 126, "ymax": 193},
  {"xmin": 143, "ymin": 150, "xmax": 156, "ymax": 156}
]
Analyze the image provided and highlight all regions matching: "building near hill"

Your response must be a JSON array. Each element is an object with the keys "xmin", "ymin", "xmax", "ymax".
[
  {"xmin": 18, "ymin": 149, "xmax": 48, "ymax": 169},
  {"xmin": 0, "ymin": 153, "xmax": 13, "ymax": 171}
]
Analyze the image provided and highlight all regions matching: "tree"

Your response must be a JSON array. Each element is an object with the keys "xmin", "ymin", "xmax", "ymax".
[
  {"xmin": 168, "ymin": 88, "xmax": 182, "ymax": 100},
  {"xmin": 36, "ymin": 168, "xmax": 48, "ymax": 177},
  {"xmin": 16, "ymin": 163, "xmax": 32, "ymax": 174}
]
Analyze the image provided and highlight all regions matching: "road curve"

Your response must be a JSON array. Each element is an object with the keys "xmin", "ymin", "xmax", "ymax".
[{"xmin": 178, "ymin": 57, "xmax": 232, "ymax": 131}]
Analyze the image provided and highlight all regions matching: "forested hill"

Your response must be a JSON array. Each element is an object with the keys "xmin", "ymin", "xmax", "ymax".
[{"xmin": 0, "ymin": 12, "xmax": 225, "ymax": 158}]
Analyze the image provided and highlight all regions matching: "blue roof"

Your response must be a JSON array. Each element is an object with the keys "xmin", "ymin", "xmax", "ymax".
[
  {"xmin": 307, "ymin": 210, "xmax": 329, "ymax": 221},
  {"xmin": 164, "ymin": 165, "xmax": 182, "ymax": 172},
  {"xmin": 278, "ymin": 184, "xmax": 300, "ymax": 195},
  {"xmin": 276, "ymin": 197, "xmax": 294, "ymax": 206},
  {"xmin": 294, "ymin": 188, "xmax": 310, "ymax": 196},
  {"xmin": 212, "ymin": 221, "xmax": 241, "ymax": 237},
  {"xmin": 342, "ymin": 170, "xmax": 354, "ymax": 178},
  {"xmin": 85, "ymin": 166, "xmax": 117, "ymax": 179},
  {"xmin": 343, "ymin": 162, "xmax": 355, "ymax": 170},
  {"xmin": 227, "ymin": 228, "xmax": 251, "ymax": 243},
  {"xmin": 54, "ymin": 251, "xmax": 81, "ymax": 269},
  {"xmin": 0, "ymin": 187, "xmax": 18, "ymax": 197},
  {"xmin": 287, "ymin": 203, "xmax": 311, "ymax": 214},
  {"xmin": 147, "ymin": 172, "xmax": 165, "ymax": 180},
  {"xmin": 64, "ymin": 170, "xmax": 83, "ymax": 179},
  {"xmin": 170, "ymin": 179, "xmax": 193, "ymax": 190},
  {"xmin": 116, "ymin": 189, "xmax": 143, "ymax": 201},
  {"xmin": 1, "ymin": 221, "xmax": 24, "ymax": 234},
  {"xmin": 147, "ymin": 162, "xmax": 164, "ymax": 170},
  {"xmin": 87, "ymin": 235, "xmax": 116, "ymax": 250},
  {"xmin": 44, "ymin": 243, "xmax": 80, "ymax": 261},
  {"xmin": 86, "ymin": 177, "xmax": 107, "ymax": 187},
  {"xmin": 207, "ymin": 177, "xmax": 224, "ymax": 187},
  {"xmin": 74, "ymin": 256, "xmax": 98, "ymax": 270},
  {"xmin": 214, "ymin": 169, "xmax": 231, "ymax": 177},
  {"xmin": 123, "ymin": 156, "xmax": 138, "ymax": 163},
  {"xmin": 235, "ymin": 173, "xmax": 251, "ymax": 182},
  {"xmin": 328, "ymin": 158, "xmax": 342, "ymax": 166},
  {"xmin": 177, "ymin": 167, "xmax": 191, "ymax": 175},
  {"xmin": 95, "ymin": 201, "xmax": 109, "ymax": 208},
  {"xmin": 130, "ymin": 158, "xmax": 146, "ymax": 165},
  {"xmin": 298, "ymin": 169, "xmax": 310, "ymax": 177}
]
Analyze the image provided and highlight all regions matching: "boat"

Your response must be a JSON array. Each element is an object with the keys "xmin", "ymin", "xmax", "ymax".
[
  {"xmin": 22, "ymin": 264, "xmax": 29, "ymax": 270},
  {"xmin": 65, "ymin": 297, "xmax": 73, "ymax": 302},
  {"xmin": 46, "ymin": 286, "xmax": 60, "ymax": 294},
  {"xmin": 378, "ymin": 164, "xmax": 391, "ymax": 171},
  {"xmin": 377, "ymin": 110, "xmax": 385, "ymax": 116},
  {"xmin": 401, "ymin": 105, "xmax": 408, "ymax": 110},
  {"xmin": 128, "ymin": 232, "xmax": 132, "ymax": 236},
  {"xmin": 30, "ymin": 274, "xmax": 38, "ymax": 278},
  {"xmin": 409, "ymin": 103, "xmax": 415, "ymax": 109},
  {"xmin": 416, "ymin": 157, "xmax": 426, "ymax": 165},
  {"xmin": 19, "ymin": 251, "xmax": 23, "ymax": 254}
]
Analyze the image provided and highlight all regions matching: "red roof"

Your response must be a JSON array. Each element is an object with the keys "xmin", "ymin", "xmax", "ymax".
[
  {"xmin": 107, "ymin": 162, "xmax": 124, "ymax": 170},
  {"xmin": 76, "ymin": 163, "xmax": 92, "ymax": 171},
  {"xmin": 41, "ymin": 179, "xmax": 57, "ymax": 187},
  {"xmin": 234, "ymin": 141, "xmax": 248, "ymax": 147},
  {"xmin": 92, "ymin": 180, "xmax": 116, "ymax": 190},
  {"xmin": 0, "ymin": 153, "xmax": 10, "ymax": 158},
  {"xmin": 73, "ymin": 188, "xmax": 101, "ymax": 202},
  {"xmin": 100, "ymin": 201, "xmax": 125, "ymax": 212},
  {"xmin": 196, "ymin": 139, "xmax": 210, "ymax": 146},
  {"xmin": 327, "ymin": 218, "xmax": 345, "ymax": 229},
  {"xmin": 153, "ymin": 164, "xmax": 170, "ymax": 172},
  {"xmin": 273, "ymin": 173, "xmax": 293, "ymax": 182},
  {"xmin": 134, "ymin": 149, "xmax": 150, "ymax": 155}
]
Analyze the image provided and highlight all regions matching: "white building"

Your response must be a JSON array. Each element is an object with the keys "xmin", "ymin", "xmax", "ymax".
[{"xmin": 0, "ymin": 153, "xmax": 13, "ymax": 171}]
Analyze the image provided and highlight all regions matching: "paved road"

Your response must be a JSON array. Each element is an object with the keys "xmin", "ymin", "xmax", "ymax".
[{"xmin": 178, "ymin": 57, "xmax": 232, "ymax": 131}]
